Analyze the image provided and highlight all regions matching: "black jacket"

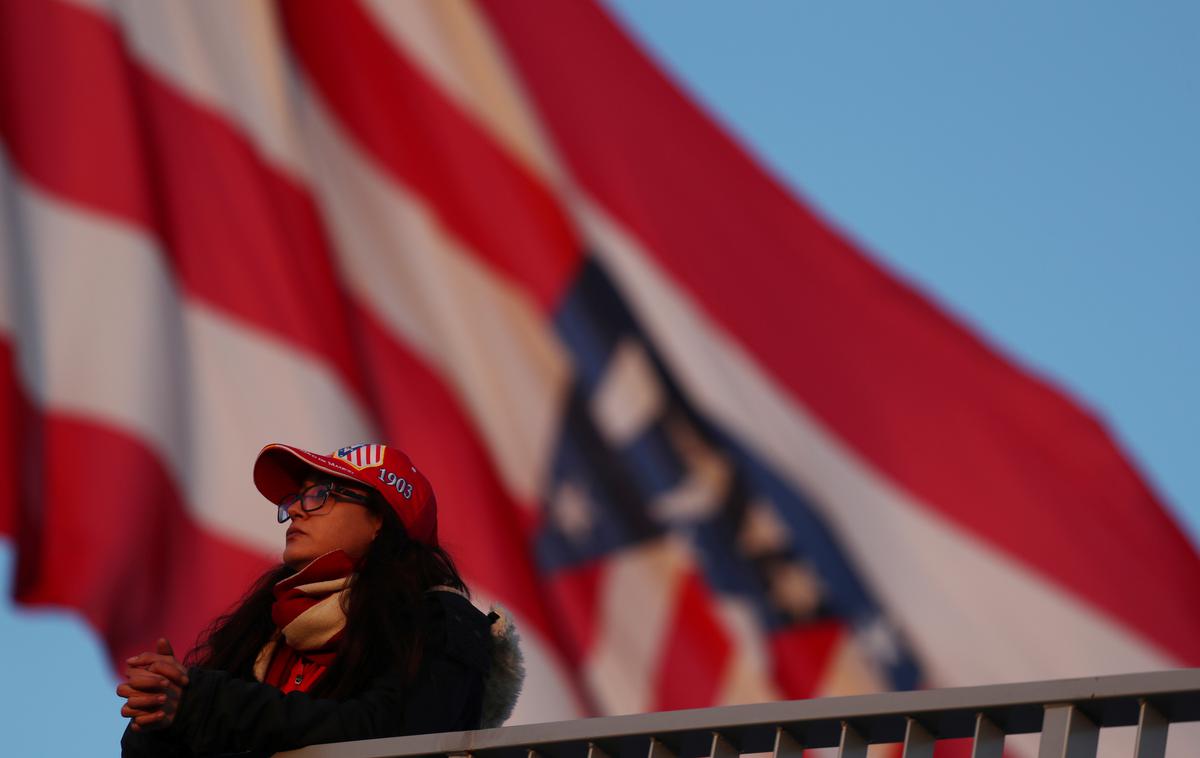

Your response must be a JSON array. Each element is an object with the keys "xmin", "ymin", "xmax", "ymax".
[{"xmin": 121, "ymin": 591, "xmax": 494, "ymax": 757}]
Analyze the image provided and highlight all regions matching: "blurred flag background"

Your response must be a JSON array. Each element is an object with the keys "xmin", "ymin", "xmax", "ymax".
[{"xmin": 0, "ymin": 0, "xmax": 1197, "ymax": 755}]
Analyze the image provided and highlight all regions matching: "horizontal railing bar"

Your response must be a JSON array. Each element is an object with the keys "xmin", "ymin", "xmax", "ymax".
[{"xmin": 280, "ymin": 669, "xmax": 1200, "ymax": 758}]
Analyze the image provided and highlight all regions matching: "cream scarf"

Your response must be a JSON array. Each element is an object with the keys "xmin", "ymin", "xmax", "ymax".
[{"xmin": 252, "ymin": 550, "xmax": 354, "ymax": 681}]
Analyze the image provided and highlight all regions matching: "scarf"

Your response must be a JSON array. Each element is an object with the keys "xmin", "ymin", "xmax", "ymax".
[{"xmin": 253, "ymin": 550, "xmax": 356, "ymax": 683}]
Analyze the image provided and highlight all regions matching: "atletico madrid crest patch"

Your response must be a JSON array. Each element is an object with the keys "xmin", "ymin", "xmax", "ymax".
[{"xmin": 334, "ymin": 443, "xmax": 386, "ymax": 471}]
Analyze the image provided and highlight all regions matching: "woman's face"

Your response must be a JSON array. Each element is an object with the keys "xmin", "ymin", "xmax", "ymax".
[{"xmin": 281, "ymin": 477, "xmax": 383, "ymax": 569}]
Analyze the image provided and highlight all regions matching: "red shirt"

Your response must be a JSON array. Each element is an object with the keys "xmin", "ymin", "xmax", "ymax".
[{"xmin": 262, "ymin": 642, "xmax": 330, "ymax": 694}]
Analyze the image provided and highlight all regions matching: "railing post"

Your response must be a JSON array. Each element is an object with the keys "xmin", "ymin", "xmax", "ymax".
[
  {"xmin": 901, "ymin": 718, "xmax": 933, "ymax": 758},
  {"xmin": 1038, "ymin": 704, "xmax": 1098, "ymax": 758},
  {"xmin": 772, "ymin": 726, "xmax": 802, "ymax": 758},
  {"xmin": 971, "ymin": 714, "xmax": 1004, "ymax": 758},
  {"xmin": 648, "ymin": 737, "xmax": 677, "ymax": 758},
  {"xmin": 1133, "ymin": 700, "xmax": 1168, "ymax": 758},
  {"xmin": 586, "ymin": 745, "xmax": 612, "ymax": 758},
  {"xmin": 838, "ymin": 721, "xmax": 867, "ymax": 758},
  {"xmin": 709, "ymin": 732, "xmax": 738, "ymax": 758}
]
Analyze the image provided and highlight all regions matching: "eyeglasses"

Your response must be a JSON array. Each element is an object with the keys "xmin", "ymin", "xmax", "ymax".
[{"xmin": 277, "ymin": 482, "xmax": 371, "ymax": 523}]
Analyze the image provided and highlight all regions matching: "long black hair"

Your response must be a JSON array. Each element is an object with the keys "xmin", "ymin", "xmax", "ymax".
[{"xmin": 187, "ymin": 487, "xmax": 468, "ymax": 699}]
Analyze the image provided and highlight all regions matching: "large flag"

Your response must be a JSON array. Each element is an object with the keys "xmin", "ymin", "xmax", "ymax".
[{"xmin": 1, "ymin": 0, "xmax": 1196, "ymax": 743}]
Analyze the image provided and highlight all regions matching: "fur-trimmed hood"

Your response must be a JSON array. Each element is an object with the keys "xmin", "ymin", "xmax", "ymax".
[
  {"xmin": 427, "ymin": 587, "xmax": 525, "ymax": 728},
  {"xmin": 480, "ymin": 604, "xmax": 524, "ymax": 728}
]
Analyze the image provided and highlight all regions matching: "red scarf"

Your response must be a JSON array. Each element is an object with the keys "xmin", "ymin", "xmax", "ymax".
[{"xmin": 253, "ymin": 550, "xmax": 356, "ymax": 692}]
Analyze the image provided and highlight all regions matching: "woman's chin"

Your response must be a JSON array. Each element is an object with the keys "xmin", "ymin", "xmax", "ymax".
[{"xmin": 282, "ymin": 545, "xmax": 316, "ymax": 569}]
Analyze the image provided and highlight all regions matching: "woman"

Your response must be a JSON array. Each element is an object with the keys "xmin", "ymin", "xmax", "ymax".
[{"xmin": 118, "ymin": 443, "xmax": 523, "ymax": 757}]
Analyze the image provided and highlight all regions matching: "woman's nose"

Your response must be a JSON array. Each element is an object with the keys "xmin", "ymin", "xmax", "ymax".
[{"xmin": 286, "ymin": 499, "xmax": 308, "ymax": 520}]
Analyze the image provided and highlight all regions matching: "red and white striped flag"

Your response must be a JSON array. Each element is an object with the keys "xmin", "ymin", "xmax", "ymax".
[{"xmin": 1, "ymin": 0, "xmax": 1196, "ymax": 747}]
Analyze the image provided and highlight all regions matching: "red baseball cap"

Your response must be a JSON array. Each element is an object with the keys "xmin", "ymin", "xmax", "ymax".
[{"xmin": 253, "ymin": 443, "xmax": 438, "ymax": 545}]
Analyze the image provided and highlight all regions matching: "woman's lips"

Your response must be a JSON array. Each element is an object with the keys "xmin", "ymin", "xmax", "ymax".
[{"xmin": 286, "ymin": 528, "xmax": 305, "ymax": 539}]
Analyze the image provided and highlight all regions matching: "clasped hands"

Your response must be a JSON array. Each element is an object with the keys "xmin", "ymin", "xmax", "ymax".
[{"xmin": 117, "ymin": 638, "xmax": 189, "ymax": 732}]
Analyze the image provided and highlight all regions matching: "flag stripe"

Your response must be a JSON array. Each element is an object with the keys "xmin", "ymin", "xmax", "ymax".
[
  {"xmin": 711, "ymin": 599, "xmax": 783, "ymax": 705},
  {"xmin": 0, "ymin": 342, "xmax": 30, "ymax": 541},
  {"xmin": 0, "ymin": 391, "xmax": 272, "ymax": 667},
  {"xmin": 651, "ymin": 570, "xmax": 733, "ymax": 711},
  {"xmin": 0, "ymin": 1, "xmax": 148, "ymax": 227},
  {"xmin": 0, "ymin": 331, "xmax": 268, "ymax": 666},
  {"xmin": 545, "ymin": 561, "xmax": 605, "ymax": 669},
  {"xmin": 279, "ymin": 0, "xmax": 581, "ymax": 314},
  {"xmin": 584, "ymin": 539, "xmax": 687, "ymax": 714},
  {"xmin": 80, "ymin": 0, "xmax": 312, "ymax": 184},
  {"xmin": 0, "ymin": 146, "xmax": 377, "ymax": 554},
  {"xmin": 0, "ymin": 0, "xmax": 370, "ymax": 401},
  {"xmin": 475, "ymin": 0, "xmax": 1200, "ymax": 663},
  {"xmin": 290, "ymin": 81, "xmax": 571, "ymax": 506},
  {"xmin": 358, "ymin": 0, "xmax": 567, "ymax": 188},
  {"xmin": 768, "ymin": 621, "xmax": 846, "ymax": 699}
]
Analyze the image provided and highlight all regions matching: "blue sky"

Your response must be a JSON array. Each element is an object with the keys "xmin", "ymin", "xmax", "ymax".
[{"xmin": 2, "ymin": 2, "xmax": 1197, "ymax": 753}]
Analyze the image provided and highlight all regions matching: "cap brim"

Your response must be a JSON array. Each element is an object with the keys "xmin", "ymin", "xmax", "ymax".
[{"xmin": 252, "ymin": 444, "xmax": 366, "ymax": 505}]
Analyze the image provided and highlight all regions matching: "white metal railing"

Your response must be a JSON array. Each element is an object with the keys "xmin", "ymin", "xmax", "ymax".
[{"xmin": 279, "ymin": 669, "xmax": 1200, "ymax": 758}]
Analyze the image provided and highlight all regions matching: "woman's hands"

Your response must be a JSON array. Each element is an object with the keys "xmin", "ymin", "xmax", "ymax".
[{"xmin": 117, "ymin": 638, "xmax": 190, "ymax": 732}]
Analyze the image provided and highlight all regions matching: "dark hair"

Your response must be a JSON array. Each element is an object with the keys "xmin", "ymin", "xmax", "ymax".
[{"xmin": 187, "ymin": 489, "xmax": 467, "ymax": 699}]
